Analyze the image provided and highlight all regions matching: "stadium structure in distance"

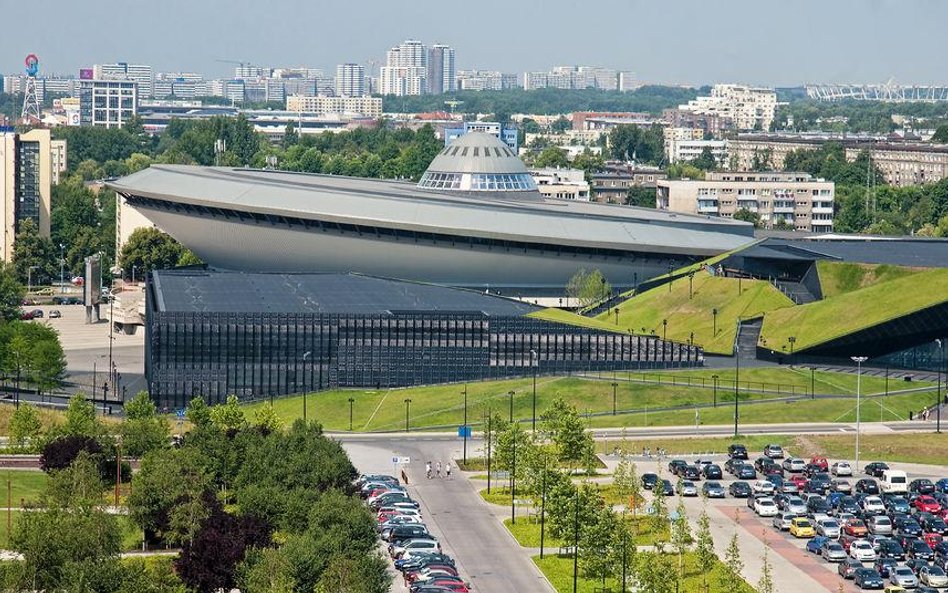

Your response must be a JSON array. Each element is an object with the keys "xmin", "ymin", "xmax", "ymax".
[{"xmin": 108, "ymin": 133, "xmax": 754, "ymax": 294}]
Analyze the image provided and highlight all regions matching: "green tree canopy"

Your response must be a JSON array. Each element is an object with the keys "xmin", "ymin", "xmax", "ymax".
[{"xmin": 118, "ymin": 227, "xmax": 201, "ymax": 279}]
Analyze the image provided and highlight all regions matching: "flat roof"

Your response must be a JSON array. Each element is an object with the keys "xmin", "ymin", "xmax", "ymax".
[
  {"xmin": 109, "ymin": 165, "xmax": 754, "ymax": 256},
  {"xmin": 151, "ymin": 269, "xmax": 541, "ymax": 316},
  {"xmin": 732, "ymin": 237, "xmax": 948, "ymax": 268}
]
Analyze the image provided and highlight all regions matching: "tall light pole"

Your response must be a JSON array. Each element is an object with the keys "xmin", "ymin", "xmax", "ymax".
[
  {"xmin": 572, "ymin": 490, "xmax": 580, "ymax": 593},
  {"xmin": 788, "ymin": 336, "xmax": 796, "ymax": 356},
  {"xmin": 461, "ymin": 385, "xmax": 468, "ymax": 464},
  {"xmin": 851, "ymin": 356, "xmax": 868, "ymax": 472},
  {"xmin": 511, "ymin": 431, "xmax": 517, "ymax": 524},
  {"xmin": 712, "ymin": 308, "xmax": 718, "ymax": 336},
  {"xmin": 404, "ymin": 398, "xmax": 412, "ymax": 432},
  {"xmin": 508, "ymin": 390, "xmax": 514, "ymax": 423},
  {"xmin": 59, "ymin": 243, "xmax": 64, "ymax": 294},
  {"xmin": 935, "ymin": 339, "xmax": 944, "ymax": 434},
  {"xmin": 348, "ymin": 397, "xmax": 355, "ymax": 431},
  {"xmin": 734, "ymin": 341, "xmax": 741, "ymax": 438},
  {"xmin": 711, "ymin": 374, "xmax": 719, "ymax": 408},
  {"xmin": 662, "ymin": 318, "xmax": 668, "ymax": 341},
  {"xmin": 688, "ymin": 271, "xmax": 695, "ymax": 299},
  {"xmin": 486, "ymin": 407, "xmax": 493, "ymax": 494},
  {"xmin": 301, "ymin": 351, "xmax": 311, "ymax": 422},
  {"xmin": 611, "ymin": 382, "xmax": 618, "ymax": 415},
  {"xmin": 27, "ymin": 265, "xmax": 38, "ymax": 293},
  {"xmin": 530, "ymin": 349, "xmax": 538, "ymax": 432}
]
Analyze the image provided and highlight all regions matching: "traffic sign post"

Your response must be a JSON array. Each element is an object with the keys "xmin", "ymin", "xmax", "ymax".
[{"xmin": 457, "ymin": 426, "xmax": 472, "ymax": 438}]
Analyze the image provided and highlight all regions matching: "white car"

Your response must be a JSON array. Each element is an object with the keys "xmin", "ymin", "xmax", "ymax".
[
  {"xmin": 783, "ymin": 458, "xmax": 806, "ymax": 473},
  {"xmin": 849, "ymin": 539, "xmax": 877, "ymax": 562},
  {"xmin": 755, "ymin": 497, "xmax": 778, "ymax": 517},
  {"xmin": 831, "ymin": 461, "xmax": 853, "ymax": 476},
  {"xmin": 785, "ymin": 496, "xmax": 808, "ymax": 515},
  {"xmin": 753, "ymin": 480, "xmax": 776, "ymax": 495},
  {"xmin": 392, "ymin": 538, "xmax": 441, "ymax": 559},
  {"xmin": 816, "ymin": 518, "xmax": 841, "ymax": 538},
  {"xmin": 861, "ymin": 496, "xmax": 885, "ymax": 514}
]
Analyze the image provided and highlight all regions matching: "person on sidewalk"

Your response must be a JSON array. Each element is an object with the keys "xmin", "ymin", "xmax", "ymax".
[
  {"xmin": 446, "ymin": 463, "xmax": 452, "ymax": 478},
  {"xmin": 426, "ymin": 461, "xmax": 432, "ymax": 479},
  {"xmin": 436, "ymin": 460, "xmax": 442, "ymax": 478}
]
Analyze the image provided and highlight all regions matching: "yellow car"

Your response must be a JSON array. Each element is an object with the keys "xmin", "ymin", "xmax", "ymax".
[
  {"xmin": 884, "ymin": 586, "xmax": 906, "ymax": 593},
  {"xmin": 789, "ymin": 517, "xmax": 816, "ymax": 538}
]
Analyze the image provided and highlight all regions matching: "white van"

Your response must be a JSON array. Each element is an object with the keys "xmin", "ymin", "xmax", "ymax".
[{"xmin": 881, "ymin": 469, "xmax": 908, "ymax": 494}]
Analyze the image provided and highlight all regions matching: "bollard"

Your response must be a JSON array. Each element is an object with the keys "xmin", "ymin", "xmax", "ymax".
[{"xmin": 401, "ymin": 469, "xmax": 409, "ymax": 485}]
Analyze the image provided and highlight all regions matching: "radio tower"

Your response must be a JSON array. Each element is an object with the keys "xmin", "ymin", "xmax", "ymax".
[{"xmin": 20, "ymin": 54, "xmax": 41, "ymax": 123}]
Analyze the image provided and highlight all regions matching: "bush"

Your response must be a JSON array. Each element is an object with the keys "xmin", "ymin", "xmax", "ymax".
[{"xmin": 40, "ymin": 436, "xmax": 103, "ymax": 473}]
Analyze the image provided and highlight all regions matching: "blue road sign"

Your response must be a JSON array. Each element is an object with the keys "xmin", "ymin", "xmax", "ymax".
[
  {"xmin": 176, "ymin": 409, "xmax": 186, "ymax": 419},
  {"xmin": 457, "ymin": 425, "xmax": 472, "ymax": 438}
]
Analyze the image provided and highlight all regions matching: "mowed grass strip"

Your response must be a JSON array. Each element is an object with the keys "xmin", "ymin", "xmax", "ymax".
[
  {"xmin": 599, "ymin": 271, "xmax": 794, "ymax": 355},
  {"xmin": 0, "ymin": 470, "xmax": 48, "ymax": 506}
]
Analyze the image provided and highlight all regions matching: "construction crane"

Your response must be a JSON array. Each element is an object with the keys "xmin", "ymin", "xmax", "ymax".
[
  {"xmin": 444, "ymin": 99, "xmax": 464, "ymax": 114},
  {"xmin": 215, "ymin": 59, "xmax": 253, "ymax": 77}
]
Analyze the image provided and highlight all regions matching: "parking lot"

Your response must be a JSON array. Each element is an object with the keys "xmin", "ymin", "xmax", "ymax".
[{"xmin": 624, "ymin": 444, "xmax": 948, "ymax": 592}]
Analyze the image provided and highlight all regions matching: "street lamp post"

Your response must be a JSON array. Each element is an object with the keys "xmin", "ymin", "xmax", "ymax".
[
  {"xmin": 667, "ymin": 265, "xmax": 674, "ymax": 293},
  {"xmin": 27, "ymin": 265, "xmax": 38, "ymax": 293},
  {"xmin": 788, "ymin": 336, "xmax": 796, "ymax": 356},
  {"xmin": 611, "ymin": 381, "xmax": 618, "ymax": 415},
  {"xmin": 486, "ymin": 408, "xmax": 493, "ymax": 494},
  {"xmin": 712, "ymin": 308, "xmax": 718, "ymax": 336},
  {"xmin": 539, "ymin": 462, "xmax": 548, "ymax": 559},
  {"xmin": 851, "ymin": 356, "xmax": 868, "ymax": 472},
  {"xmin": 348, "ymin": 397, "xmax": 355, "ymax": 431},
  {"xmin": 132, "ymin": 265, "xmax": 137, "ymax": 284},
  {"xmin": 508, "ymin": 390, "xmax": 514, "ymax": 423},
  {"xmin": 461, "ymin": 385, "xmax": 468, "ymax": 464},
  {"xmin": 734, "ymin": 341, "xmax": 741, "ymax": 437},
  {"xmin": 712, "ymin": 374, "xmax": 719, "ymax": 408},
  {"xmin": 662, "ymin": 318, "xmax": 667, "ymax": 341},
  {"xmin": 301, "ymin": 351, "xmax": 311, "ymax": 422},
  {"xmin": 404, "ymin": 398, "xmax": 411, "ymax": 432},
  {"xmin": 530, "ymin": 349, "xmax": 538, "ymax": 432},
  {"xmin": 59, "ymin": 243, "xmax": 64, "ymax": 294},
  {"xmin": 935, "ymin": 340, "xmax": 944, "ymax": 434},
  {"xmin": 688, "ymin": 271, "xmax": 695, "ymax": 299},
  {"xmin": 511, "ymin": 432, "xmax": 517, "ymax": 524},
  {"xmin": 572, "ymin": 491, "xmax": 580, "ymax": 593}
]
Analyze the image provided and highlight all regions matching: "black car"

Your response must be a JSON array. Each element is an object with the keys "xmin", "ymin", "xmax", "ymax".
[
  {"xmin": 754, "ymin": 457, "xmax": 773, "ymax": 473},
  {"xmin": 724, "ymin": 458, "xmax": 743, "ymax": 475},
  {"xmin": 835, "ymin": 495, "xmax": 861, "ymax": 516},
  {"xmin": 864, "ymin": 462, "xmax": 890, "ymax": 478},
  {"xmin": 910, "ymin": 539, "xmax": 935, "ymax": 562},
  {"xmin": 895, "ymin": 517, "xmax": 923, "ymax": 538},
  {"xmin": 668, "ymin": 460, "xmax": 687, "ymax": 476},
  {"xmin": 387, "ymin": 524, "xmax": 430, "ymax": 543},
  {"xmin": 855, "ymin": 478, "xmax": 880, "ymax": 495},
  {"xmin": 728, "ymin": 443, "xmax": 748, "ymax": 459},
  {"xmin": 702, "ymin": 481, "xmax": 726, "ymax": 498},
  {"xmin": 807, "ymin": 497, "xmax": 831, "ymax": 516},
  {"xmin": 911, "ymin": 478, "xmax": 937, "ymax": 495},
  {"xmin": 641, "ymin": 473, "xmax": 658, "ymax": 490},
  {"xmin": 873, "ymin": 557, "xmax": 898, "ymax": 578},
  {"xmin": 839, "ymin": 557, "xmax": 863, "ymax": 579},
  {"xmin": 702, "ymin": 464, "xmax": 723, "ymax": 480},
  {"xmin": 877, "ymin": 539, "xmax": 906, "ymax": 560},
  {"xmin": 922, "ymin": 515, "xmax": 948, "ymax": 536},
  {"xmin": 657, "ymin": 479, "xmax": 675, "ymax": 496},
  {"xmin": 682, "ymin": 465, "xmax": 701, "ymax": 480},
  {"xmin": 933, "ymin": 540, "xmax": 948, "ymax": 563},
  {"xmin": 730, "ymin": 481, "xmax": 752, "ymax": 498},
  {"xmin": 853, "ymin": 567, "xmax": 884, "ymax": 589},
  {"xmin": 736, "ymin": 464, "xmax": 757, "ymax": 480}
]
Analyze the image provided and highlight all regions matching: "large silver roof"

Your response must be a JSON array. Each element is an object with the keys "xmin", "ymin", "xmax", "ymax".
[
  {"xmin": 108, "ymin": 165, "xmax": 754, "ymax": 256},
  {"xmin": 425, "ymin": 132, "xmax": 528, "ymax": 175}
]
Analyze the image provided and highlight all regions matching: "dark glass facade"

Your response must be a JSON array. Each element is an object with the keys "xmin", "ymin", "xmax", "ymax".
[
  {"xmin": 14, "ymin": 139, "xmax": 41, "ymax": 231},
  {"xmin": 146, "ymin": 310, "xmax": 702, "ymax": 410}
]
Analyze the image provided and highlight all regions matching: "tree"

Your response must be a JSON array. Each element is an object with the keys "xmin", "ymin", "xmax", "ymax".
[
  {"xmin": 533, "ymin": 146, "xmax": 570, "ymax": 169},
  {"xmin": 64, "ymin": 392, "xmax": 101, "ymax": 437},
  {"xmin": 635, "ymin": 550, "xmax": 674, "ymax": 593},
  {"xmin": 694, "ymin": 506, "xmax": 716, "ymax": 593},
  {"xmin": 40, "ymin": 435, "xmax": 104, "ymax": 474},
  {"xmin": 493, "ymin": 421, "xmax": 535, "ymax": 485},
  {"xmin": 120, "ymin": 391, "xmax": 171, "ymax": 457},
  {"xmin": 671, "ymin": 497, "xmax": 692, "ymax": 579},
  {"xmin": 751, "ymin": 148, "xmax": 774, "ymax": 172},
  {"xmin": 253, "ymin": 404, "xmax": 283, "ymax": 433},
  {"xmin": 613, "ymin": 457, "xmax": 642, "ymax": 516},
  {"xmin": 0, "ymin": 262, "xmax": 26, "ymax": 321},
  {"xmin": 12, "ymin": 218, "xmax": 58, "ymax": 285},
  {"xmin": 609, "ymin": 514, "xmax": 636, "ymax": 592},
  {"xmin": 626, "ymin": 186, "xmax": 656, "ymax": 208},
  {"xmin": 565, "ymin": 268, "xmax": 612, "ymax": 309},
  {"xmin": 539, "ymin": 397, "xmax": 596, "ymax": 472},
  {"xmin": 118, "ymin": 227, "xmax": 195, "ymax": 279},
  {"xmin": 580, "ymin": 505, "xmax": 618, "ymax": 588},
  {"xmin": 237, "ymin": 547, "xmax": 297, "ymax": 593},
  {"xmin": 691, "ymin": 146, "xmax": 718, "ymax": 171},
  {"xmin": 932, "ymin": 124, "xmax": 948, "ymax": 143},
  {"xmin": 757, "ymin": 545, "xmax": 775, "ymax": 593},
  {"xmin": 186, "ymin": 396, "xmax": 213, "ymax": 431},
  {"xmin": 720, "ymin": 533, "xmax": 744, "ymax": 592},
  {"xmin": 8, "ymin": 403, "xmax": 42, "ymax": 452},
  {"xmin": 210, "ymin": 394, "xmax": 246, "ymax": 431},
  {"xmin": 733, "ymin": 208, "xmax": 762, "ymax": 227},
  {"xmin": 314, "ymin": 552, "xmax": 390, "ymax": 593}
]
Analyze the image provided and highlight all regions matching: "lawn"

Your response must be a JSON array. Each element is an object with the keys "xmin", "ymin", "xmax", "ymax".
[
  {"xmin": 527, "ymin": 308, "xmax": 626, "ymax": 334},
  {"xmin": 533, "ymin": 551, "xmax": 753, "ymax": 593},
  {"xmin": 597, "ymin": 271, "xmax": 794, "ymax": 355},
  {"xmin": 596, "ymin": 434, "xmax": 795, "ymax": 456},
  {"xmin": 0, "ymin": 470, "xmax": 48, "ymax": 506},
  {"xmin": 817, "ymin": 261, "xmax": 923, "ymax": 299},
  {"xmin": 760, "ymin": 267, "xmax": 948, "ymax": 352},
  {"xmin": 0, "ymin": 509, "xmax": 20, "ymax": 547},
  {"xmin": 504, "ymin": 517, "xmax": 565, "ymax": 548}
]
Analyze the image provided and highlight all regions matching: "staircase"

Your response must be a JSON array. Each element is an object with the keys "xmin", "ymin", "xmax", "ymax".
[
  {"xmin": 773, "ymin": 279, "xmax": 818, "ymax": 304},
  {"xmin": 735, "ymin": 318, "xmax": 763, "ymax": 359}
]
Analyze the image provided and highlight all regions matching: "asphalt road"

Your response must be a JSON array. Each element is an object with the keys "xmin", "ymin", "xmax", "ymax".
[{"xmin": 342, "ymin": 437, "xmax": 555, "ymax": 593}]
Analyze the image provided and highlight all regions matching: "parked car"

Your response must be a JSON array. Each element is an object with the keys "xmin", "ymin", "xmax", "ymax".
[
  {"xmin": 844, "ymin": 518, "xmax": 870, "ymax": 537},
  {"xmin": 839, "ymin": 557, "xmax": 864, "ymax": 579},
  {"xmin": 702, "ymin": 464, "xmax": 723, "ymax": 480},
  {"xmin": 677, "ymin": 481, "xmax": 698, "ymax": 497},
  {"xmin": 889, "ymin": 566, "xmax": 919, "ymax": 589},
  {"xmin": 657, "ymin": 479, "xmax": 674, "ymax": 496},
  {"xmin": 817, "ymin": 518, "xmax": 842, "ymax": 538},
  {"xmin": 894, "ymin": 517, "xmax": 923, "ymax": 538},
  {"xmin": 702, "ymin": 481, "xmax": 725, "ymax": 498},
  {"xmin": 853, "ymin": 568, "xmax": 884, "ymax": 590},
  {"xmin": 754, "ymin": 497, "xmax": 778, "ymax": 517},
  {"xmin": 915, "ymin": 495, "xmax": 943, "ymax": 514},
  {"xmin": 919, "ymin": 565, "xmax": 948, "ymax": 588},
  {"xmin": 681, "ymin": 466, "xmax": 701, "ymax": 481},
  {"xmin": 822, "ymin": 540, "xmax": 848, "ymax": 562},
  {"xmin": 728, "ymin": 443, "xmax": 748, "ymax": 459},
  {"xmin": 48, "ymin": 309, "xmax": 62, "ymax": 318},
  {"xmin": 773, "ymin": 511, "xmax": 798, "ymax": 531},
  {"xmin": 753, "ymin": 480, "xmax": 776, "ymax": 495},
  {"xmin": 862, "ymin": 496, "xmax": 887, "ymax": 515},
  {"xmin": 864, "ymin": 462, "xmax": 890, "ymax": 478},
  {"xmin": 869, "ymin": 515, "xmax": 894, "ymax": 536},
  {"xmin": 810, "ymin": 456, "xmax": 829, "ymax": 471},
  {"xmin": 764, "ymin": 444, "xmax": 784, "ymax": 459},
  {"xmin": 790, "ymin": 517, "xmax": 817, "ymax": 538},
  {"xmin": 883, "ymin": 495, "xmax": 910, "ymax": 514},
  {"xmin": 783, "ymin": 458, "xmax": 806, "ymax": 473},
  {"xmin": 831, "ymin": 479, "xmax": 853, "ymax": 493},
  {"xmin": 908, "ymin": 539, "xmax": 935, "ymax": 562},
  {"xmin": 736, "ymin": 464, "xmax": 757, "ymax": 480},
  {"xmin": 641, "ymin": 473, "xmax": 658, "ymax": 490},
  {"xmin": 832, "ymin": 461, "xmax": 853, "ymax": 476},
  {"xmin": 668, "ymin": 460, "xmax": 687, "ymax": 475},
  {"xmin": 729, "ymin": 481, "xmax": 752, "ymax": 498},
  {"xmin": 851, "ymin": 539, "xmax": 878, "ymax": 561},
  {"xmin": 856, "ymin": 478, "xmax": 881, "ymax": 495},
  {"xmin": 877, "ymin": 538, "xmax": 906, "ymax": 560},
  {"xmin": 910, "ymin": 479, "xmax": 937, "ymax": 495},
  {"xmin": 873, "ymin": 557, "xmax": 897, "ymax": 578}
]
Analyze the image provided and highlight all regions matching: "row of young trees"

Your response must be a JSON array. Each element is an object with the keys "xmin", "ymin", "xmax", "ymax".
[{"xmin": 2, "ymin": 393, "xmax": 389, "ymax": 593}]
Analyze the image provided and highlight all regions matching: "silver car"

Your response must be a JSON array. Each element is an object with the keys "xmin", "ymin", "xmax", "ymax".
[
  {"xmin": 868, "ymin": 515, "xmax": 892, "ymax": 536},
  {"xmin": 816, "ymin": 518, "xmax": 841, "ymax": 538},
  {"xmin": 678, "ymin": 481, "xmax": 698, "ymax": 497},
  {"xmin": 772, "ymin": 511, "xmax": 798, "ymax": 531},
  {"xmin": 821, "ymin": 541, "xmax": 848, "ymax": 562},
  {"xmin": 890, "ymin": 566, "xmax": 919, "ymax": 589},
  {"xmin": 785, "ymin": 496, "xmax": 808, "ymax": 516},
  {"xmin": 920, "ymin": 565, "xmax": 948, "ymax": 588}
]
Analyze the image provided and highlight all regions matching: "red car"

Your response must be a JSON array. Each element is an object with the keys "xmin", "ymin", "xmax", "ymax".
[
  {"xmin": 843, "ymin": 519, "xmax": 868, "ymax": 537},
  {"xmin": 810, "ymin": 456, "xmax": 828, "ymax": 472},
  {"xmin": 914, "ymin": 495, "xmax": 942, "ymax": 514},
  {"xmin": 924, "ymin": 532, "xmax": 944, "ymax": 549},
  {"xmin": 789, "ymin": 474, "xmax": 808, "ymax": 490},
  {"xmin": 424, "ymin": 581, "xmax": 469, "ymax": 592}
]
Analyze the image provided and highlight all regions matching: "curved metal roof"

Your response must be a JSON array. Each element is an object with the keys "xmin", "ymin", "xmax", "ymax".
[{"xmin": 425, "ymin": 132, "xmax": 528, "ymax": 175}]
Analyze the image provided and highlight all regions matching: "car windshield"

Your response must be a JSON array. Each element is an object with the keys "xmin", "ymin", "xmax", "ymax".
[
  {"xmin": 796, "ymin": 520, "xmax": 811, "ymax": 527},
  {"xmin": 895, "ymin": 568, "xmax": 913, "ymax": 576},
  {"xmin": 823, "ymin": 520, "xmax": 839, "ymax": 527},
  {"xmin": 828, "ymin": 543, "xmax": 843, "ymax": 550},
  {"xmin": 932, "ymin": 567, "xmax": 946, "ymax": 576}
]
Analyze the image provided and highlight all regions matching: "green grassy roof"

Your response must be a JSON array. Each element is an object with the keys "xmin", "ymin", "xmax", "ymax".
[{"xmin": 817, "ymin": 260, "xmax": 924, "ymax": 299}]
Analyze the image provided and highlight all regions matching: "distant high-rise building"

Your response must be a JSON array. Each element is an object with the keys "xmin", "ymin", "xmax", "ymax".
[
  {"xmin": 427, "ymin": 45, "xmax": 456, "ymax": 95},
  {"xmin": 335, "ymin": 63, "xmax": 366, "ymax": 97},
  {"xmin": 79, "ymin": 78, "xmax": 138, "ymax": 128},
  {"xmin": 0, "ymin": 129, "xmax": 55, "ymax": 262},
  {"xmin": 380, "ymin": 40, "xmax": 428, "ymax": 96},
  {"xmin": 678, "ymin": 84, "xmax": 777, "ymax": 131},
  {"xmin": 234, "ymin": 66, "xmax": 269, "ymax": 79},
  {"xmin": 93, "ymin": 62, "xmax": 153, "ymax": 97}
]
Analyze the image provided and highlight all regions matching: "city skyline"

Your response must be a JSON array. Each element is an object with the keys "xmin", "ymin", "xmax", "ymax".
[{"xmin": 1, "ymin": 0, "xmax": 946, "ymax": 87}]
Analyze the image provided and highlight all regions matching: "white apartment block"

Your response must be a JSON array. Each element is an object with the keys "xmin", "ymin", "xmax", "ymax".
[
  {"xmin": 522, "ymin": 66, "xmax": 633, "ymax": 91},
  {"xmin": 678, "ymin": 84, "xmax": 777, "ymax": 131},
  {"xmin": 380, "ymin": 40, "xmax": 429, "ymax": 96},
  {"xmin": 50, "ymin": 139, "xmax": 67, "ymax": 185},
  {"xmin": 664, "ymin": 136, "xmax": 728, "ymax": 165},
  {"xmin": 79, "ymin": 79, "xmax": 138, "ymax": 128},
  {"xmin": 285, "ymin": 95, "xmax": 382, "ymax": 118},
  {"xmin": 656, "ymin": 171, "xmax": 834, "ymax": 232},
  {"xmin": 93, "ymin": 63, "xmax": 154, "ymax": 97},
  {"xmin": 528, "ymin": 168, "xmax": 590, "ymax": 201},
  {"xmin": 458, "ymin": 70, "xmax": 503, "ymax": 91},
  {"xmin": 335, "ymin": 64, "xmax": 366, "ymax": 97}
]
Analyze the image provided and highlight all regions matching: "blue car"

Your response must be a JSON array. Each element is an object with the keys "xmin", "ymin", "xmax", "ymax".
[
  {"xmin": 937, "ymin": 478, "xmax": 948, "ymax": 493},
  {"xmin": 806, "ymin": 535, "xmax": 830, "ymax": 554}
]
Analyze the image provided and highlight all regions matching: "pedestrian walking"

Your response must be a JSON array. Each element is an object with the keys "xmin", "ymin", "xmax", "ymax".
[
  {"xmin": 436, "ymin": 460, "xmax": 442, "ymax": 478},
  {"xmin": 446, "ymin": 463, "xmax": 452, "ymax": 478},
  {"xmin": 426, "ymin": 461, "xmax": 432, "ymax": 479}
]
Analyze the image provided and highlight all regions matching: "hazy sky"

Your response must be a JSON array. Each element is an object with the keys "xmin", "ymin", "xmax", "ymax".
[{"xmin": 2, "ymin": 0, "xmax": 945, "ymax": 86}]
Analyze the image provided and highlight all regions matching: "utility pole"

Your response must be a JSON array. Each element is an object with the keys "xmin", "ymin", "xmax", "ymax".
[
  {"xmin": 511, "ymin": 432, "xmax": 517, "ymax": 524},
  {"xmin": 734, "ymin": 341, "xmax": 740, "ymax": 438},
  {"xmin": 712, "ymin": 374, "xmax": 718, "ymax": 408},
  {"xmin": 404, "ymin": 398, "xmax": 411, "ymax": 432},
  {"xmin": 612, "ymin": 382, "xmax": 618, "ymax": 415},
  {"xmin": 539, "ymin": 463, "xmax": 548, "ymax": 559},
  {"xmin": 508, "ymin": 390, "xmax": 514, "ymax": 423},
  {"xmin": 486, "ymin": 408, "xmax": 492, "ymax": 494},
  {"xmin": 348, "ymin": 397, "xmax": 355, "ymax": 431},
  {"xmin": 572, "ymin": 491, "xmax": 580, "ymax": 593},
  {"xmin": 531, "ymin": 350, "xmax": 538, "ymax": 432}
]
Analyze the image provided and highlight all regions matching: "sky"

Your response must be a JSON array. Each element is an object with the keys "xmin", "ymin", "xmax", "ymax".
[{"xmin": 1, "ymin": 0, "xmax": 946, "ymax": 87}]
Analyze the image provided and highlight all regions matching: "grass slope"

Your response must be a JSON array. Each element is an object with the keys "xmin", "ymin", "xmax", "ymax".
[
  {"xmin": 0, "ymin": 470, "xmax": 48, "ymax": 506},
  {"xmin": 597, "ymin": 271, "xmax": 794, "ymax": 354},
  {"xmin": 761, "ymin": 267, "xmax": 948, "ymax": 351},
  {"xmin": 527, "ymin": 308, "xmax": 625, "ymax": 333},
  {"xmin": 817, "ymin": 261, "xmax": 924, "ymax": 299}
]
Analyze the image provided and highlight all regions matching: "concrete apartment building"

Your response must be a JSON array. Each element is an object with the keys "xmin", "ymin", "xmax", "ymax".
[
  {"xmin": 93, "ymin": 63, "xmax": 153, "ymax": 97},
  {"xmin": 285, "ymin": 95, "xmax": 383, "ymax": 118},
  {"xmin": 380, "ymin": 40, "xmax": 429, "ymax": 96},
  {"xmin": 678, "ymin": 84, "xmax": 777, "ymax": 131},
  {"xmin": 335, "ymin": 63, "xmax": 365, "ymax": 97},
  {"xmin": 656, "ymin": 171, "xmax": 834, "ymax": 232},
  {"xmin": 427, "ymin": 45, "xmax": 457, "ymax": 95},
  {"xmin": 79, "ymin": 78, "xmax": 138, "ymax": 128},
  {"xmin": 0, "ymin": 129, "xmax": 54, "ymax": 262},
  {"xmin": 663, "ymin": 127, "xmax": 728, "ymax": 164},
  {"xmin": 590, "ymin": 164, "xmax": 667, "ymax": 204},
  {"xmin": 528, "ymin": 168, "xmax": 590, "ymax": 201},
  {"xmin": 731, "ymin": 133, "xmax": 948, "ymax": 187}
]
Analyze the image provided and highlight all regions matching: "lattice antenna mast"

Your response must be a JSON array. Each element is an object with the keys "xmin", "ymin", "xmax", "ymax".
[{"xmin": 20, "ymin": 54, "xmax": 41, "ymax": 122}]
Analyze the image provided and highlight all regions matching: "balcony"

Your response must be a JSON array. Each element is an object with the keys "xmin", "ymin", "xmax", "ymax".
[
  {"xmin": 812, "ymin": 206, "xmax": 834, "ymax": 214},
  {"xmin": 811, "ymin": 219, "xmax": 834, "ymax": 226},
  {"xmin": 697, "ymin": 204, "xmax": 719, "ymax": 214},
  {"xmin": 773, "ymin": 205, "xmax": 795, "ymax": 214}
]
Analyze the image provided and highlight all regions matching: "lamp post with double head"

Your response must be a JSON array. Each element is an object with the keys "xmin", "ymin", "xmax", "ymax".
[
  {"xmin": 851, "ymin": 356, "xmax": 868, "ymax": 472},
  {"xmin": 530, "ymin": 349, "xmax": 538, "ymax": 432}
]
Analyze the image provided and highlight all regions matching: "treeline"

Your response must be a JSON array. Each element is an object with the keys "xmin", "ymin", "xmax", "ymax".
[
  {"xmin": 380, "ymin": 86, "xmax": 701, "ymax": 115},
  {"xmin": 1, "ymin": 393, "xmax": 389, "ymax": 593},
  {"xmin": 775, "ymin": 99, "xmax": 948, "ymax": 133}
]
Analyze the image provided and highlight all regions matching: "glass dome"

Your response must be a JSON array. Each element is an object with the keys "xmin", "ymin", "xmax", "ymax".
[{"xmin": 418, "ymin": 132, "xmax": 538, "ymax": 193}]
